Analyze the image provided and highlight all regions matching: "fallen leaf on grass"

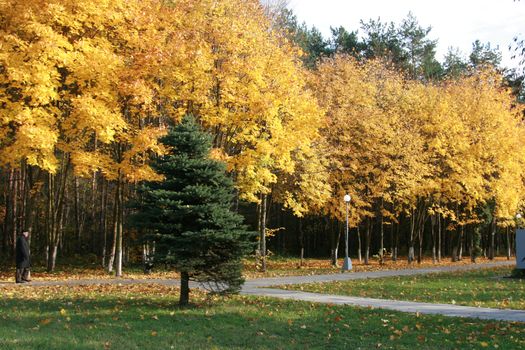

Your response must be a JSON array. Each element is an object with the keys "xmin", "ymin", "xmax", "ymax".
[{"xmin": 40, "ymin": 318, "xmax": 52, "ymax": 325}]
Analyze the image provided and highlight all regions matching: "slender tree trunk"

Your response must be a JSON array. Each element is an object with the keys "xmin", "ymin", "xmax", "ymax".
[
  {"xmin": 393, "ymin": 222, "xmax": 399, "ymax": 262},
  {"xmin": 116, "ymin": 173, "xmax": 124, "ymax": 277},
  {"xmin": 417, "ymin": 227, "xmax": 423, "ymax": 264},
  {"xmin": 451, "ymin": 228, "xmax": 458, "ymax": 262},
  {"xmin": 431, "ymin": 215, "xmax": 437, "ymax": 264},
  {"xmin": 299, "ymin": 217, "xmax": 305, "ymax": 267},
  {"xmin": 489, "ymin": 218, "xmax": 496, "ymax": 260},
  {"xmin": 408, "ymin": 210, "xmax": 415, "ymax": 264},
  {"xmin": 357, "ymin": 225, "xmax": 362, "ymax": 263},
  {"xmin": 390, "ymin": 222, "xmax": 394, "ymax": 261},
  {"xmin": 46, "ymin": 155, "xmax": 70, "ymax": 272},
  {"xmin": 364, "ymin": 218, "xmax": 371, "ymax": 265},
  {"xmin": 437, "ymin": 213, "xmax": 442, "ymax": 262},
  {"xmin": 506, "ymin": 226, "xmax": 511, "ymax": 260},
  {"xmin": 458, "ymin": 226, "xmax": 464, "ymax": 260},
  {"xmin": 11, "ymin": 168, "xmax": 18, "ymax": 257},
  {"xmin": 470, "ymin": 227, "xmax": 475, "ymax": 263},
  {"xmin": 330, "ymin": 219, "xmax": 340, "ymax": 267},
  {"xmin": 260, "ymin": 194, "xmax": 267, "ymax": 272},
  {"xmin": 107, "ymin": 183, "xmax": 119, "ymax": 273},
  {"xmin": 179, "ymin": 271, "xmax": 190, "ymax": 306},
  {"xmin": 74, "ymin": 177, "xmax": 81, "ymax": 251},
  {"xmin": 101, "ymin": 179, "xmax": 108, "ymax": 267},
  {"xmin": 379, "ymin": 209, "xmax": 384, "ymax": 265}
]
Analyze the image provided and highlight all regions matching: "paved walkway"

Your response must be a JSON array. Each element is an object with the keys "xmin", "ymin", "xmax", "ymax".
[
  {"xmin": 2, "ymin": 260, "xmax": 524, "ymax": 323},
  {"xmin": 242, "ymin": 261, "xmax": 514, "ymax": 288}
]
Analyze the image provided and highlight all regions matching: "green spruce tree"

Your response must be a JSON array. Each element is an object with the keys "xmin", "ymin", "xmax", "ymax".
[{"xmin": 135, "ymin": 115, "xmax": 255, "ymax": 305}]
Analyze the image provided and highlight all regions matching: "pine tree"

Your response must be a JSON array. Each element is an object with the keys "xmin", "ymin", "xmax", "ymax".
[{"xmin": 135, "ymin": 115, "xmax": 256, "ymax": 305}]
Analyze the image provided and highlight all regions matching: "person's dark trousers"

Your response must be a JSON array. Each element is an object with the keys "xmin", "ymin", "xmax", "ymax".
[{"xmin": 16, "ymin": 268, "xmax": 30, "ymax": 283}]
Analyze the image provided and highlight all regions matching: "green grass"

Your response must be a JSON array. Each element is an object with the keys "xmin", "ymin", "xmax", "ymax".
[
  {"xmin": 0, "ymin": 283, "xmax": 524, "ymax": 349},
  {"xmin": 282, "ymin": 267, "xmax": 525, "ymax": 310}
]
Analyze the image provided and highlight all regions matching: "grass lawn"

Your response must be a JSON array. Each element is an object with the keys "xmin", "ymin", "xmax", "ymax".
[
  {"xmin": 282, "ymin": 267, "xmax": 525, "ymax": 310},
  {"xmin": 0, "ymin": 283, "xmax": 524, "ymax": 349}
]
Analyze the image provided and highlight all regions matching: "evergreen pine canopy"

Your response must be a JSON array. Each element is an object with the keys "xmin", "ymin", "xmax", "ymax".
[{"xmin": 135, "ymin": 115, "xmax": 256, "ymax": 304}]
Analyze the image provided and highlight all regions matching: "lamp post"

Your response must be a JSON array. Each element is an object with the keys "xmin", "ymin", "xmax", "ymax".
[{"xmin": 342, "ymin": 194, "xmax": 352, "ymax": 272}]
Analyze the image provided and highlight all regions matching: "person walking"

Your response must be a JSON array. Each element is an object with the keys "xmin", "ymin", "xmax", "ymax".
[{"xmin": 16, "ymin": 231, "xmax": 31, "ymax": 283}]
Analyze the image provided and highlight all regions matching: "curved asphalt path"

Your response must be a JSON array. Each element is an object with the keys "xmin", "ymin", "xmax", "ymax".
[{"xmin": 2, "ymin": 260, "xmax": 524, "ymax": 323}]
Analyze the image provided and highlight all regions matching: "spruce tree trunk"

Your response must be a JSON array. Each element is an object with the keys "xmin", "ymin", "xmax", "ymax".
[{"xmin": 180, "ymin": 271, "xmax": 190, "ymax": 306}]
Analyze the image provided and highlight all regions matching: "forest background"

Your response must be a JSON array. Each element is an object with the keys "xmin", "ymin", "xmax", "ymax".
[{"xmin": 1, "ymin": 0, "xmax": 524, "ymax": 275}]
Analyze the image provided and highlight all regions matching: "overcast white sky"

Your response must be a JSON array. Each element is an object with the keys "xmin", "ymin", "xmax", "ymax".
[{"xmin": 287, "ymin": 0, "xmax": 525, "ymax": 69}]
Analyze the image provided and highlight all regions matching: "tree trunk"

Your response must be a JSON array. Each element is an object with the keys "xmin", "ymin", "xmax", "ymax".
[
  {"xmin": 379, "ymin": 209, "xmax": 384, "ymax": 265},
  {"xmin": 458, "ymin": 226, "xmax": 464, "ymax": 260},
  {"xmin": 431, "ymin": 215, "xmax": 436, "ymax": 264},
  {"xmin": 74, "ymin": 177, "xmax": 81, "ymax": 251},
  {"xmin": 357, "ymin": 225, "xmax": 362, "ymax": 263},
  {"xmin": 115, "ymin": 172, "xmax": 124, "ymax": 277},
  {"xmin": 330, "ymin": 219, "xmax": 340, "ymax": 267},
  {"xmin": 470, "ymin": 227, "xmax": 475, "ymax": 263},
  {"xmin": 417, "ymin": 227, "xmax": 423, "ymax": 264},
  {"xmin": 437, "ymin": 213, "xmax": 442, "ymax": 262},
  {"xmin": 506, "ymin": 226, "xmax": 511, "ymax": 260},
  {"xmin": 408, "ymin": 210, "xmax": 415, "ymax": 264},
  {"xmin": 179, "ymin": 271, "xmax": 190, "ymax": 306},
  {"xmin": 10, "ymin": 168, "xmax": 18, "ymax": 257},
  {"xmin": 260, "ymin": 194, "xmax": 268, "ymax": 272},
  {"xmin": 364, "ymin": 218, "xmax": 371, "ymax": 265},
  {"xmin": 393, "ymin": 221, "xmax": 399, "ymax": 262},
  {"xmin": 107, "ymin": 183, "xmax": 119, "ymax": 273},
  {"xmin": 489, "ymin": 218, "xmax": 496, "ymax": 260},
  {"xmin": 299, "ymin": 217, "xmax": 305, "ymax": 267},
  {"xmin": 46, "ymin": 155, "xmax": 70, "ymax": 272},
  {"xmin": 390, "ymin": 222, "xmax": 394, "ymax": 262},
  {"xmin": 101, "ymin": 179, "xmax": 108, "ymax": 267}
]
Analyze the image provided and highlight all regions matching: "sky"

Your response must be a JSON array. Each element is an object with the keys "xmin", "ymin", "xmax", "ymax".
[{"xmin": 287, "ymin": 0, "xmax": 525, "ymax": 69}]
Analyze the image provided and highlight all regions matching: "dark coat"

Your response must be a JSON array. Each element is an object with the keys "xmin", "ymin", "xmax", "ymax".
[{"xmin": 16, "ymin": 235, "xmax": 30, "ymax": 269}]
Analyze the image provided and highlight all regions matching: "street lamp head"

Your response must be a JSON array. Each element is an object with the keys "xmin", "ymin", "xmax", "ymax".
[
  {"xmin": 344, "ymin": 194, "xmax": 351, "ymax": 203},
  {"xmin": 517, "ymin": 213, "xmax": 522, "ymax": 220}
]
